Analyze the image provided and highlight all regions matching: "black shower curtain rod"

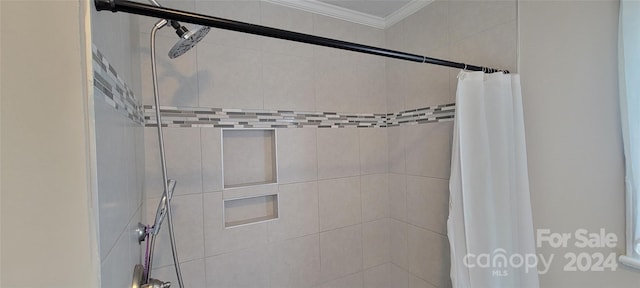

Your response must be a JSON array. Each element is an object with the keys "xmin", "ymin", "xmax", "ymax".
[{"xmin": 94, "ymin": 0, "xmax": 507, "ymax": 73}]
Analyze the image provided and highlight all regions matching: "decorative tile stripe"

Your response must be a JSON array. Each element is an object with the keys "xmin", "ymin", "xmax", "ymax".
[
  {"xmin": 144, "ymin": 106, "xmax": 389, "ymax": 128},
  {"xmin": 386, "ymin": 103, "xmax": 455, "ymax": 127},
  {"xmin": 92, "ymin": 45, "xmax": 144, "ymax": 124},
  {"xmin": 91, "ymin": 44, "xmax": 453, "ymax": 129},
  {"xmin": 144, "ymin": 103, "xmax": 455, "ymax": 128}
]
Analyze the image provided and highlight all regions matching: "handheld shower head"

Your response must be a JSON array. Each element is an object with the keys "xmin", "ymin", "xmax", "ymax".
[
  {"xmin": 168, "ymin": 25, "xmax": 210, "ymax": 59},
  {"xmin": 151, "ymin": 179, "xmax": 177, "ymax": 235}
]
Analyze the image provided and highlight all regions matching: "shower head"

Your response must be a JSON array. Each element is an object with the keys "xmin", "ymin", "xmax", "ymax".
[
  {"xmin": 151, "ymin": 179, "xmax": 177, "ymax": 235},
  {"xmin": 168, "ymin": 25, "xmax": 210, "ymax": 59}
]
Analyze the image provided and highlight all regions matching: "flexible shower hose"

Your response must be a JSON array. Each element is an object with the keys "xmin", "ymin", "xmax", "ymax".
[{"xmin": 145, "ymin": 18, "xmax": 185, "ymax": 288}]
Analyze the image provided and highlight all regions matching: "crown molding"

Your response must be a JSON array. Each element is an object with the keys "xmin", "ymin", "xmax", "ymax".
[
  {"xmin": 264, "ymin": 0, "xmax": 386, "ymax": 28},
  {"xmin": 263, "ymin": 0, "xmax": 433, "ymax": 29},
  {"xmin": 384, "ymin": 0, "xmax": 433, "ymax": 28}
]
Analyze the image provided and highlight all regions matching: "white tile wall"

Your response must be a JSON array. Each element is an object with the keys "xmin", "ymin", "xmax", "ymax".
[
  {"xmin": 201, "ymin": 128, "xmax": 223, "ymax": 193},
  {"xmin": 131, "ymin": 1, "xmax": 518, "ymax": 288},
  {"xmin": 94, "ymin": 88, "xmax": 144, "ymax": 288},
  {"xmin": 449, "ymin": 20, "xmax": 518, "ymax": 74},
  {"xmin": 145, "ymin": 128, "xmax": 203, "ymax": 198},
  {"xmin": 263, "ymin": 53, "xmax": 316, "ymax": 111},
  {"xmin": 139, "ymin": 33, "xmax": 199, "ymax": 107},
  {"xmin": 316, "ymin": 272, "xmax": 363, "ymax": 288},
  {"xmin": 409, "ymin": 273, "xmax": 437, "ymax": 288},
  {"xmin": 363, "ymin": 263, "xmax": 392, "ymax": 288},
  {"xmin": 203, "ymin": 192, "xmax": 268, "ymax": 256},
  {"xmin": 363, "ymin": 262, "xmax": 411, "ymax": 288},
  {"xmin": 388, "ymin": 173, "xmax": 407, "ymax": 222},
  {"xmin": 388, "ymin": 127, "xmax": 406, "ymax": 174},
  {"xmin": 100, "ymin": 229, "xmax": 133, "ymax": 288},
  {"xmin": 314, "ymin": 53, "xmax": 362, "ymax": 113},
  {"xmin": 404, "ymin": 122, "xmax": 453, "ymax": 179},
  {"xmin": 390, "ymin": 218, "xmax": 409, "ymax": 270},
  {"xmin": 406, "ymin": 176, "xmax": 449, "ymax": 234},
  {"xmin": 205, "ymin": 246, "xmax": 268, "ymax": 288},
  {"xmin": 194, "ymin": 0, "xmax": 261, "ymax": 49},
  {"xmin": 384, "ymin": 1, "xmax": 516, "ymax": 286},
  {"xmin": 143, "ymin": 124, "xmax": 394, "ymax": 288},
  {"xmin": 320, "ymin": 224, "xmax": 363, "ymax": 282},
  {"xmin": 361, "ymin": 174, "xmax": 390, "ymax": 222},
  {"xmin": 407, "ymin": 225, "xmax": 451, "ymax": 288},
  {"xmin": 150, "ymin": 258, "xmax": 206, "ymax": 288},
  {"xmin": 267, "ymin": 234, "xmax": 321, "ymax": 288},
  {"xmin": 268, "ymin": 182, "xmax": 319, "ymax": 242},
  {"xmin": 319, "ymin": 177, "xmax": 362, "ymax": 231},
  {"xmin": 403, "ymin": 48, "xmax": 451, "ymax": 110},
  {"xmin": 197, "ymin": 43, "xmax": 264, "ymax": 109},
  {"xmin": 317, "ymin": 128, "xmax": 360, "ymax": 179},
  {"xmin": 96, "ymin": 98, "xmax": 131, "ymax": 258},
  {"xmin": 363, "ymin": 219, "xmax": 391, "ymax": 268},
  {"xmin": 276, "ymin": 128, "xmax": 318, "ymax": 184},
  {"xmin": 357, "ymin": 61, "xmax": 388, "ymax": 114},
  {"xmin": 259, "ymin": 2, "xmax": 315, "ymax": 58},
  {"xmin": 386, "ymin": 60, "xmax": 408, "ymax": 113},
  {"xmin": 92, "ymin": 4, "xmax": 138, "ymax": 86},
  {"xmin": 390, "ymin": 263, "xmax": 410, "ymax": 288},
  {"xmin": 402, "ymin": 1, "xmax": 450, "ymax": 55},
  {"xmin": 145, "ymin": 193, "xmax": 204, "ymax": 268},
  {"xmin": 313, "ymin": 13, "xmax": 384, "ymax": 47},
  {"xmin": 448, "ymin": 0, "xmax": 517, "ymax": 44},
  {"xmin": 359, "ymin": 128, "xmax": 389, "ymax": 175}
]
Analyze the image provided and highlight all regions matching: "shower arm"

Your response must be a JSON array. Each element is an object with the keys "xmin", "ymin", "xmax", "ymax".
[
  {"xmin": 146, "ymin": 0, "xmax": 190, "ymax": 38},
  {"xmin": 94, "ymin": 0, "xmax": 508, "ymax": 73}
]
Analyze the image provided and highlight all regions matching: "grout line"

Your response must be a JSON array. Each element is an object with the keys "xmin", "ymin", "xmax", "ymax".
[
  {"xmin": 199, "ymin": 129, "xmax": 208, "ymax": 286},
  {"xmin": 151, "ymin": 256, "xmax": 207, "ymax": 270},
  {"xmin": 358, "ymin": 130, "xmax": 365, "ymax": 272},
  {"xmin": 315, "ymin": 128, "xmax": 322, "ymax": 278},
  {"xmin": 316, "ymin": 269, "xmax": 362, "ymax": 287},
  {"xmin": 100, "ymin": 204, "xmax": 145, "ymax": 266}
]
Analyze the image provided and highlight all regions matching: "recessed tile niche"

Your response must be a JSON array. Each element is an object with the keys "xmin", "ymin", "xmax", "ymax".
[
  {"xmin": 222, "ymin": 129, "xmax": 278, "ymax": 228},
  {"xmin": 224, "ymin": 194, "xmax": 278, "ymax": 228},
  {"xmin": 222, "ymin": 129, "xmax": 277, "ymax": 188}
]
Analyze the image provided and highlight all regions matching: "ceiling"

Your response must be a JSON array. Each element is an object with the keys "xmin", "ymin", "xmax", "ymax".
[{"xmin": 265, "ymin": 0, "xmax": 433, "ymax": 29}]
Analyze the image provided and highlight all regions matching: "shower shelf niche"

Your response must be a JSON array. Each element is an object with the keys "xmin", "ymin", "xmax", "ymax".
[
  {"xmin": 221, "ymin": 129, "xmax": 278, "ymax": 189},
  {"xmin": 224, "ymin": 194, "xmax": 279, "ymax": 228},
  {"xmin": 221, "ymin": 128, "xmax": 279, "ymax": 228}
]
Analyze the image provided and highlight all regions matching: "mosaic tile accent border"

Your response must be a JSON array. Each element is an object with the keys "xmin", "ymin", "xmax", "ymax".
[
  {"xmin": 144, "ymin": 106, "xmax": 388, "ymax": 128},
  {"xmin": 144, "ymin": 103, "xmax": 455, "ymax": 128},
  {"xmin": 386, "ymin": 103, "xmax": 455, "ymax": 127},
  {"xmin": 92, "ymin": 45, "xmax": 144, "ymax": 124},
  {"xmin": 91, "ymin": 45, "xmax": 454, "ymax": 129}
]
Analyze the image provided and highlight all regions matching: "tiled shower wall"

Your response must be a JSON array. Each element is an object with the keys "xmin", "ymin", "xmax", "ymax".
[
  {"xmin": 139, "ymin": 1, "xmax": 517, "ymax": 288},
  {"xmin": 385, "ymin": 1, "xmax": 517, "ymax": 287},
  {"xmin": 141, "ymin": 1, "xmax": 393, "ymax": 287},
  {"xmin": 91, "ymin": 6, "xmax": 145, "ymax": 288}
]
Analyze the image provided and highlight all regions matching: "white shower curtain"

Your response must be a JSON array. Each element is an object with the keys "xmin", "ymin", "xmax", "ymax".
[{"xmin": 448, "ymin": 71, "xmax": 539, "ymax": 288}]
